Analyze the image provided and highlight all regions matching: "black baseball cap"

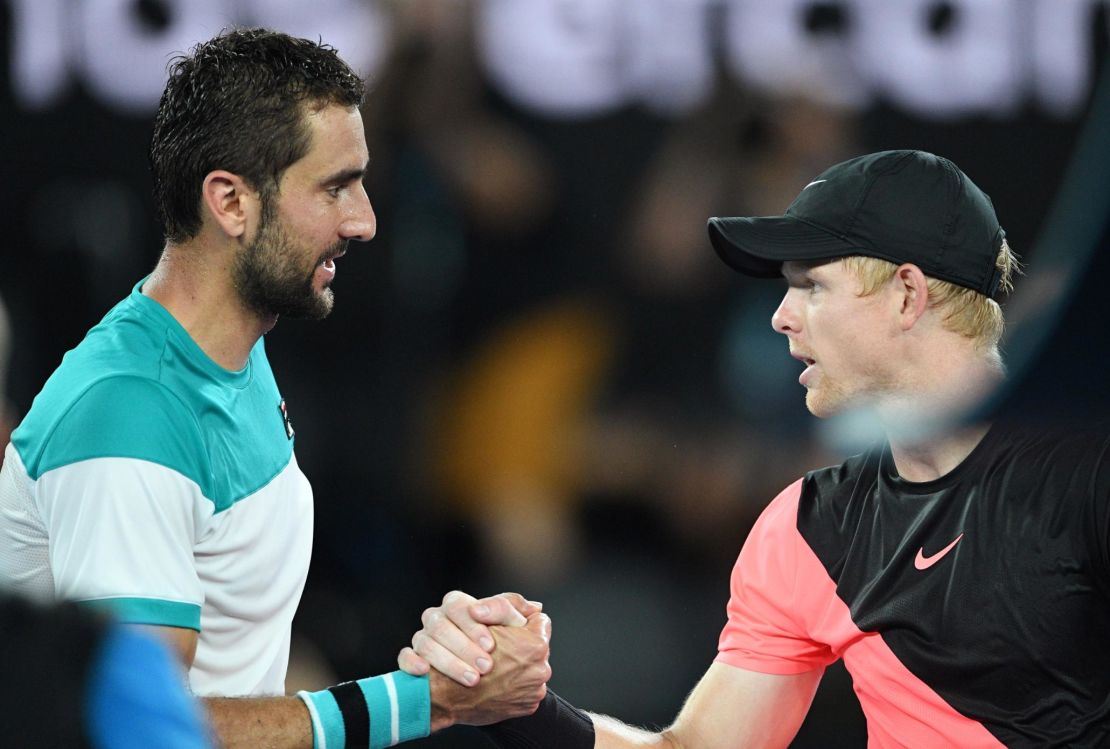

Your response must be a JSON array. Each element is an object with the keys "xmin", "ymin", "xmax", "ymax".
[{"xmin": 707, "ymin": 150, "xmax": 1007, "ymax": 297}]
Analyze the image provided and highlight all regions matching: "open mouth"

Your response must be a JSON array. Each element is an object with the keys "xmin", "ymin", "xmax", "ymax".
[
  {"xmin": 318, "ymin": 247, "xmax": 347, "ymax": 273},
  {"xmin": 791, "ymin": 351, "xmax": 816, "ymax": 367}
]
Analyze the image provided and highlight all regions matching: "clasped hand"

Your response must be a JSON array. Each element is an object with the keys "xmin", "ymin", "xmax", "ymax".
[{"xmin": 398, "ymin": 590, "xmax": 552, "ymax": 730}]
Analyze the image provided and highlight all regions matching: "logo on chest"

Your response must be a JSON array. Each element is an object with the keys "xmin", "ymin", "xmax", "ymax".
[
  {"xmin": 914, "ymin": 533, "xmax": 964, "ymax": 570},
  {"xmin": 278, "ymin": 399, "xmax": 295, "ymax": 440}
]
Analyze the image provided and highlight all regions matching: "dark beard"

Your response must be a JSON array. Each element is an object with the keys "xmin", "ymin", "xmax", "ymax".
[{"xmin": 232, "ymin": 211, "xmax": 344, "ymax": 321}]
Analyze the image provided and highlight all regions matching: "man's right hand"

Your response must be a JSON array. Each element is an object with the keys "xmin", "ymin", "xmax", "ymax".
[
  {"xmin": 398, "ymin": 590, "xmax": 541, "ymax": 686},
  {"xmin": 428, "ymin": 611, "xmax": 552, "ymax": 731}
]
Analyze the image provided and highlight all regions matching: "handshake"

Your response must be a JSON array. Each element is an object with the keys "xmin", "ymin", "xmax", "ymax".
[{"xmin": 397, "ymin": 590, "xmax": 553, "ymax": 732}]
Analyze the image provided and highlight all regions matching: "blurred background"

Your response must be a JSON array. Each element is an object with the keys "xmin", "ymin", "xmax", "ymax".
[{"xmin": 2, "ymin": 1, "xmax": 1108, "ymax": 746}]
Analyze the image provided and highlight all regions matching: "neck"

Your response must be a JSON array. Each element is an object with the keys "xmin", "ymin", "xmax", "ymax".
[
  {"xmin": 879, "ymin": 348, "xmax": 1004, "ymax": 482},
  {"xmin": 143, "ymin": 241, "xmax": 276, "ymax": 371},
  {"xmin": 888, "ymin": 421, "xmax": 992, "ymax": 483}
]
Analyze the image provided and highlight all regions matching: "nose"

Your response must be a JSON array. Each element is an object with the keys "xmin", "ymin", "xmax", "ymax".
[
  {"xmin": 771, "ymin": 289, "xmax": 800, "ymax": 336},
  {"xmin": 341, "ymin": 183, "xmax": 377, "ymax": 242}
]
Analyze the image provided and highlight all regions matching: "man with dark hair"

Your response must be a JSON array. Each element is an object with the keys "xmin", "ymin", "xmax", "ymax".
[
  {"xmin": 0, "ymin": 28, "xmax": 549, "ymax": 748},
  {"xmin": 405, "ymin": 151, "xmax": 1110, "ymax": 747}
]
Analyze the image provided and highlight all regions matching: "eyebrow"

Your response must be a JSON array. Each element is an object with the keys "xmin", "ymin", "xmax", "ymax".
[
  {"xmin": 781, "ymin": 263, "xmax": 813, "ymax": 285},
  {"xmin": 321, "ymin": 165, "xmax": 368, "ymax": 187}
]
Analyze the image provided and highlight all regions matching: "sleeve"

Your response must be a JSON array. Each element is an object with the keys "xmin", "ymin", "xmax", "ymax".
[
  {"xmin": 33, "ymin": 378, "xmax": 212, "ymax": 630},
  {"xmin": 715, "ymin": 479, "xmax": 836, "ymax": 675}
]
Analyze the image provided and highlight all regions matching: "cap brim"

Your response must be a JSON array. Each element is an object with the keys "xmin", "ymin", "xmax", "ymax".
[{"xmin": 707, "ymin": 216, "xmax": 858, "ymax": 278}]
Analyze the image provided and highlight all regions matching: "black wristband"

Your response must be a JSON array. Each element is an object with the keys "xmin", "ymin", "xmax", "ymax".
[{"xmin": 479, "ymin": 690, "xmax": 595, "ymax": 748}]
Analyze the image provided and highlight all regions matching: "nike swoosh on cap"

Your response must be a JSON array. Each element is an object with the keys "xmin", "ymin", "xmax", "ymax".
[
  {"xmin": 914, "ymin": 533, "xmax": 964, "ymax": 570},
  {"xmin": 803, "ymin": 179, "xmax": 827, "ymax": 190}
]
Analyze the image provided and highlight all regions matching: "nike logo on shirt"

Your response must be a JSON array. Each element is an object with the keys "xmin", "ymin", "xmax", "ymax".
[
  {"xmin": 914, "ymin": 533, "xmax": 964, "ymax": 570},
  {"xmin": 803, "ymin": 179, "xmax": 827, "ymax": 190}
]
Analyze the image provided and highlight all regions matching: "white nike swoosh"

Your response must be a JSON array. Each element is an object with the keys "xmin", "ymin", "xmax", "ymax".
[{"xmin": 803, "ymin": 179, "xmax": 827, "ymax": 190}]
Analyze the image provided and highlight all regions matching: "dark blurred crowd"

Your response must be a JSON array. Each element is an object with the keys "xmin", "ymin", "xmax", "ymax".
[{"xmin": 2, "ymin": 2, "xmax": 1106, "ymax": 746}]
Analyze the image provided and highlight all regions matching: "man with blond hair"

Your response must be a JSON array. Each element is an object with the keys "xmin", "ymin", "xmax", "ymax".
[{"xmin": 404, "ymin": 150, "xmax": 1110, "ymax": 747}]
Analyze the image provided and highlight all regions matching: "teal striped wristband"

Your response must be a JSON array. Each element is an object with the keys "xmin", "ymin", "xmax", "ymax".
[{"xmin": 297, "ymin": 671, "xmax": 431, "ymax": 749}]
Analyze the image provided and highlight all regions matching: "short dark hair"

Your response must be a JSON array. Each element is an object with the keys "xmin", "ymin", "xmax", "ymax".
[{"xmin": 150, "ymin": 28, "xmax": 365, "ymax": 243}]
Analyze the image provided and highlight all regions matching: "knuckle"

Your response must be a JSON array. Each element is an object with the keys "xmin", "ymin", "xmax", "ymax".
[{"xmin": 428, "ymin": 611, "xmax": 450, "ymax": 632}]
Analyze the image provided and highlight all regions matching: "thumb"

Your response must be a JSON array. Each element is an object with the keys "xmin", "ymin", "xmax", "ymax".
[
  {"xmin": 525, "ymin": 612, "xmax": 552, "ymax": 643},
  {"xmin": 470, "ymin": 594, "xmax": 531, "ymax": 626}
]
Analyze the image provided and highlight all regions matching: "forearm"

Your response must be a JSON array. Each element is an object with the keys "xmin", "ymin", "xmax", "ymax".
[
  {"xmin": 478, "ymin": 700, "xmax": 711, "ymax": 749},
  {"xmin": 203, "ymin": 696, "xmax": 313, "ymax": 749},
  {"xmin": 205, "ymin": 671, "xmax": 431, "ymax": 749},
  {"xmin": 591, "ymin": 713, "xmax": 680, "ymax": 749}
]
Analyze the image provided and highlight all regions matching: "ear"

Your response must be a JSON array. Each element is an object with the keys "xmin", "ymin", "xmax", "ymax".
[
  {"xmin": 200, "ymin": 170, "xmax": 260, "ymax": 239},
  {"xmin": 893, "ymin": 263, "xmax": 930, "ymax": 331}
]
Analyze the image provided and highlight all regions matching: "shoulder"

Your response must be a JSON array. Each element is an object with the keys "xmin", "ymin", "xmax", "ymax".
[
  {"xmin": 982, "ymin": 419, "xmax": 1109, "ymax": 477},
  {"xmin": 746, "ymin": 449, "xmax": 879, "ymax": 543},
  {"xmin": 804, "ymin": 448, "xmax": 877, "ymax": 491},
  {"xmin": 12, "ymin": 291, "xmax": 218, "ymax": 482},
  {"xmin": 798, "ymin": 448, "xmax": 879, "ymax": 514},
  {"xmin": 16, "ymin": 374, "xmax": 207, "ymax": 485}
]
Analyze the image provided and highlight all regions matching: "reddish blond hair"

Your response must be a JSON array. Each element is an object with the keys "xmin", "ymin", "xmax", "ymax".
[{"xmin": 842, "ymin": 238, "xmax": 1020, "ymax": 350}]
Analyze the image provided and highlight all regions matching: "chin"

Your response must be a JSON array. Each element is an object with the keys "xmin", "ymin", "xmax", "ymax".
[
  {"xmin": 805, "ymin": 389, "xmax": 848, "ymax": 419},
  {"xmin": 313, "ymin": 290, "xmax": 335, "ymax": 320}
]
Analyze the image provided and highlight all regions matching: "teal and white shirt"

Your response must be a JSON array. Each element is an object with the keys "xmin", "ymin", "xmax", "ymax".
[{"xmin": 0, "ymin": 280, "xmax": 314, "ymax": 697}]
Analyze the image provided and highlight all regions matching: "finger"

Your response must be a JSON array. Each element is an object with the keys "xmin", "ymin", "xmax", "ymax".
[
  {"xmin": 468, "ymin": 594, "xmax": 529, "ymax": 628},
  {"xmin": 525, "ymin": 612, "xmax": 553, "ymax": 643},
  {"xmin": 411, "ymin": 630, "xmax": 484, "ymax": 686},
  {"xmin": 499, "ymin": 592, "xmax": 543, "ymax": 616},
  {"xmin": 491, "ymin": 592, "xmax": 542, "ymax": 617},
  {"xmin": 396, "ymin": 647, "xmax": 430, "ymax": 676},
  {"xmin": 422, "ymin": 607, "xmax": 494, "ymax": 672},
  {"xmin": 430, "ymin": 604, "xmax": 494, "ymax": 657}
]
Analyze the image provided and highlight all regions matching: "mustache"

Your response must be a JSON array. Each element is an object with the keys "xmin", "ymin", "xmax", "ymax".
[{"xmin": 318, "ymin": 240, "xmax": 348, "ymax": 265}]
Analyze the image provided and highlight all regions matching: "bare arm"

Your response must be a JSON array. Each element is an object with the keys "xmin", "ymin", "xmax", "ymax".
[
  {"xmin": 587, "ymin": 662, "xmax": 822, "ymax": 749},
  {"xmin": 138, "ymin": 625, "xmax": 314, "ymax": 748},
  {"xmin": 403, "ymin": 597, "xmax": 823, "ymax": 749},
  {"xmin": 140, "ymin": 591, "xmax": 548, "ymax": 748}
]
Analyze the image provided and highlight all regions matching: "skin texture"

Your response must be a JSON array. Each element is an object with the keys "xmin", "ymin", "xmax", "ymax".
[
  {"xmin": 143, "ymin": 105, "xmax": 376, "ymax": 372},
  {"xmin": 401, "ymin": 598, "xmax": 823, "ymax": 749},
  {"xmin": 774, "ymin": 260, "xmax": 904, "ymax": 418},
  {"xmin": 140, "ymin": 104, "xmax": 551, "ymax": 747},
  {"xmin": 150, "ymin": 596, "xmax": 548, "ymax": 748},
  {"xmin": 405, "ymin": 257, "xmax": 1008, "ymax": 747}
]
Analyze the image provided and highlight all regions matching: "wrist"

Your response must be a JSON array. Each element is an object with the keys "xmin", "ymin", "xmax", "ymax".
[
  {"xmin": 479, "ymin": 690, "xmax": 594, "ymax": 749},
  {"xmin": 428, "ymin": 670, "xmax": 456, "ymax": 733},
  {"xmin": 297, "ymin": 671, "xmax": 430, "ymax": 748}
]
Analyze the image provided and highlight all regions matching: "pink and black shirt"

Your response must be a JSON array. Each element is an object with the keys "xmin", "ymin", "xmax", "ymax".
[{"xmin": 718, "ymin": 423, "xmax": 1110, "ymax": 747}]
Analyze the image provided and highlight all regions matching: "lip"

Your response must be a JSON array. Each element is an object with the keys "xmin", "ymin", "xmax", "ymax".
[
  {"xmin": 321, "ymin": 248, "xmax": 347, "ymax": 265},
  {"xmin": 790, "ymin": 351, "xmax": 816, "ymax": 386}
]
